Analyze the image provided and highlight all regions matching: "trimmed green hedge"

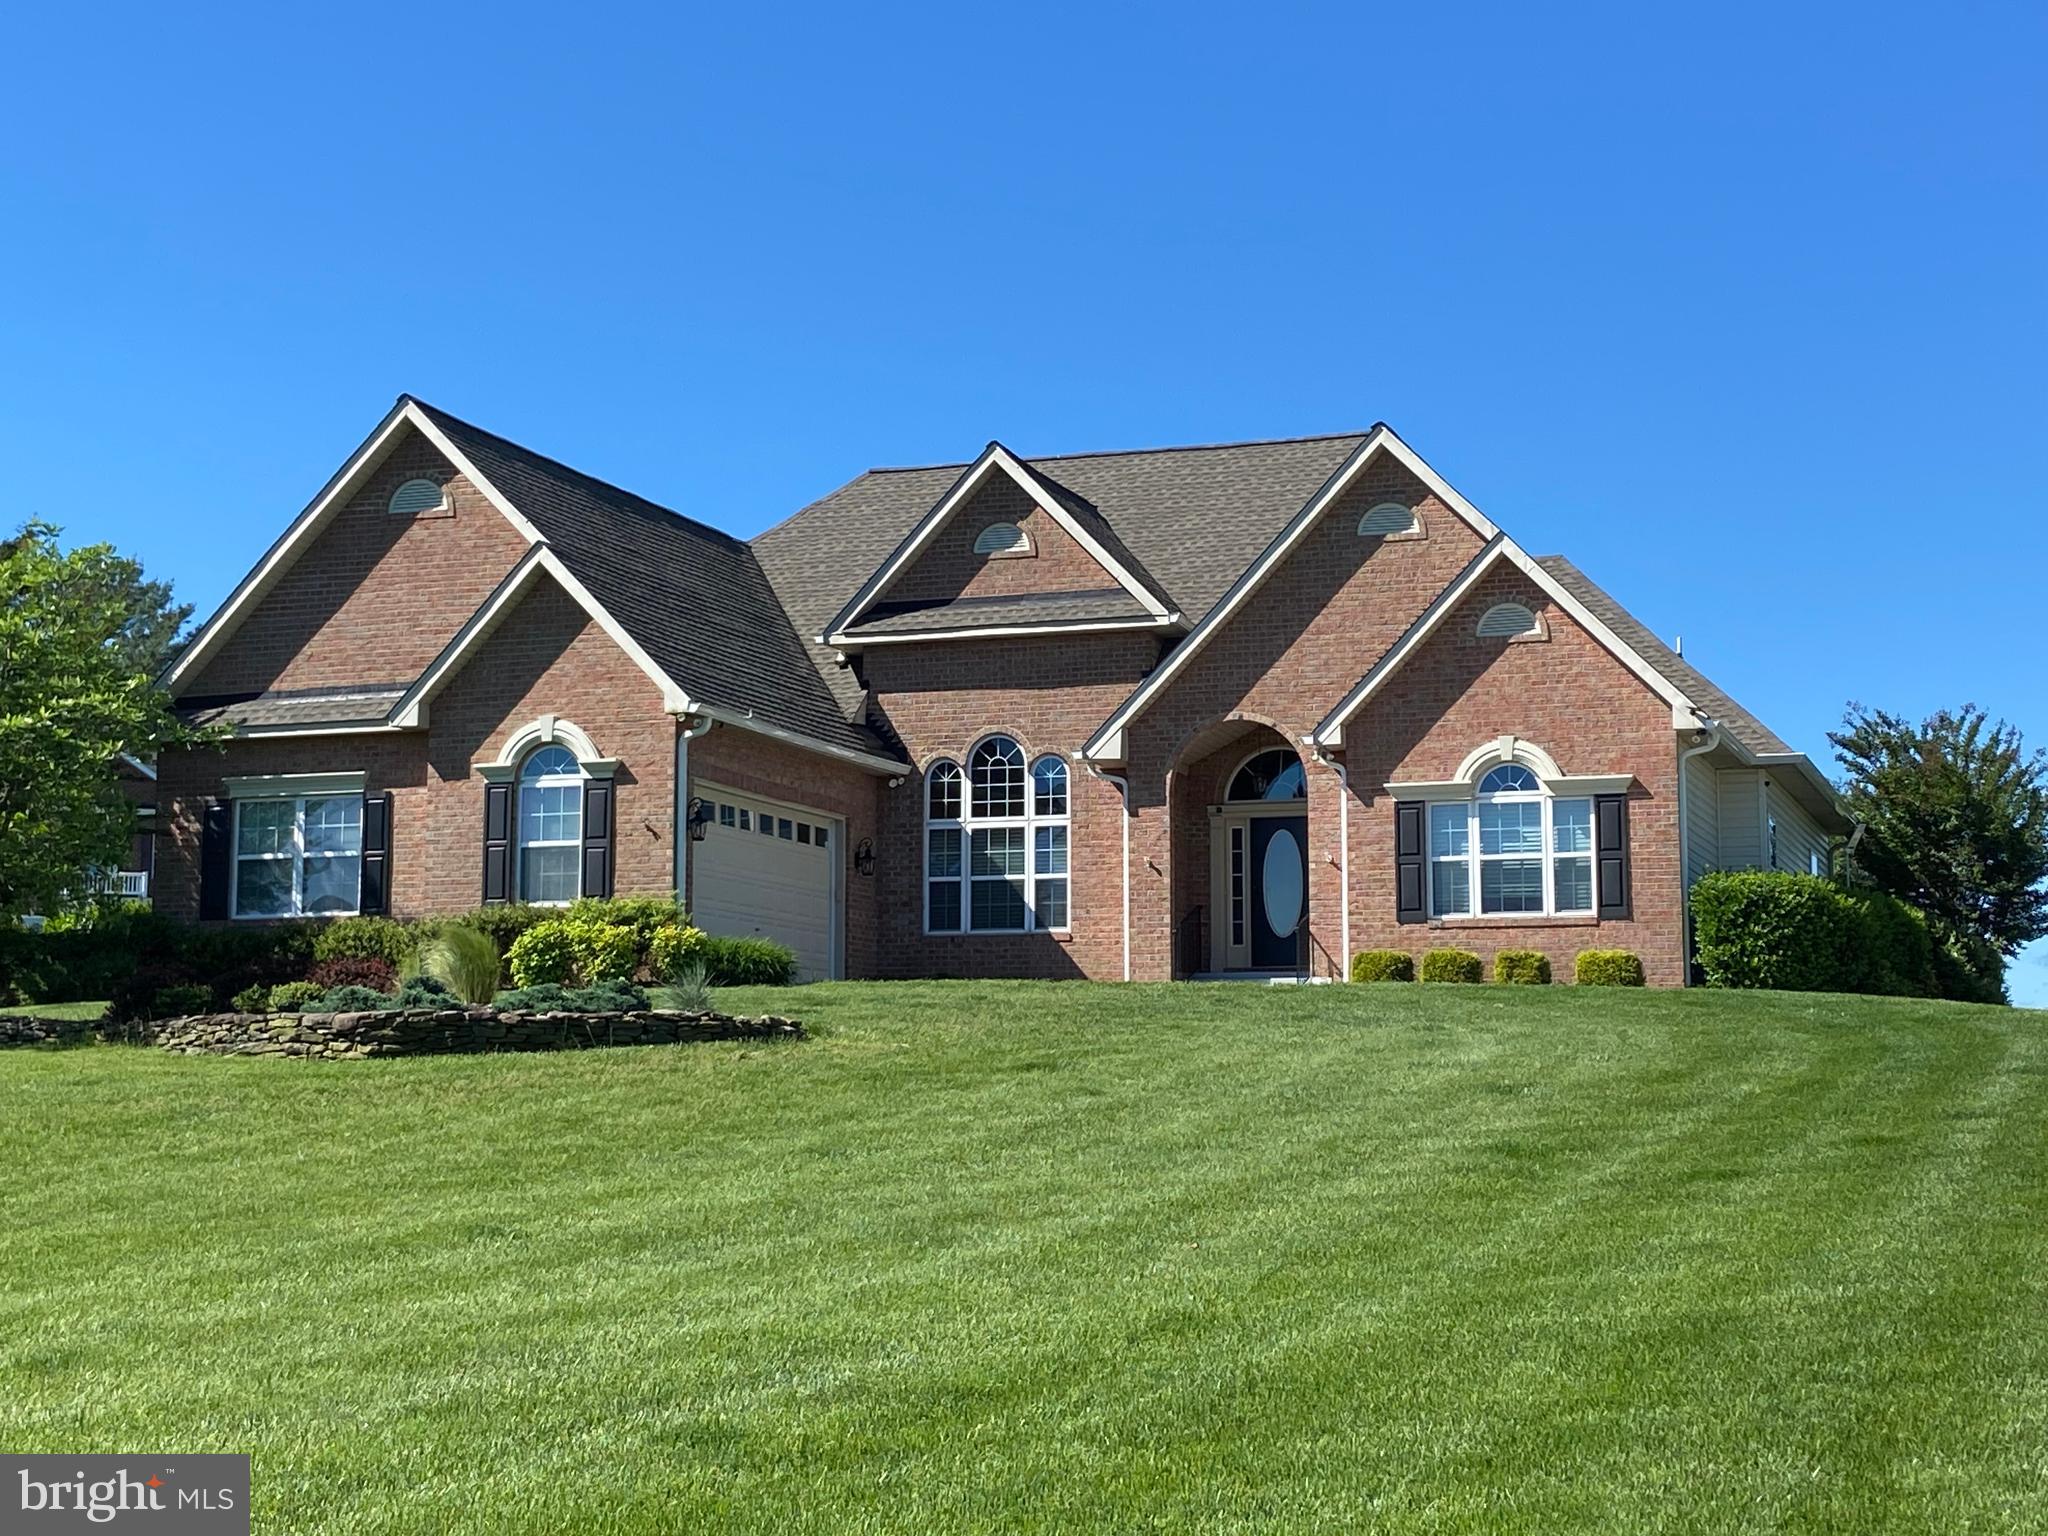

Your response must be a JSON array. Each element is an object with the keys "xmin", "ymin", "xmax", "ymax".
[
  {"xmin": 1421, "ymin": 948, "xmax": 1483, "ymax": 984},
  {"xmin": 1350, "ymin": 950, "xmax": 1415, "ymax": 983},
  {"xmin": 1575, "ymin": 950, "xmax": 1645, "ymax": 987},
  {"xmin": 1691, "ymin": 871, "xmax": 1946, "ymax": 998},
  {"xmin": 698, "ymin": 935, "xmax": 799, "ymax": 987},
  {"xmin": 1494, "ymin": 950, "xmax": 1551, "ymax": 985}
]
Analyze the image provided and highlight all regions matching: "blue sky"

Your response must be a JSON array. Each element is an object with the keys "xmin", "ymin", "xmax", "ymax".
[{"xmin": 3, "ymin": 3, "xmax": 2042, "ymax": 1001}]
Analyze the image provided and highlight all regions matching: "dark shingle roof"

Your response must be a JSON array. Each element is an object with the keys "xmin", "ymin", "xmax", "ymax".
[
  {"xmin": 408, "ymin": 400, "xmax": 895, "ymax": 764},
  {"xmin": 182, "ymin": 686, "xmax": 409, "ymax": 731},
  {"xmin": 840, "ymin": 589, "xmax": 1158, "ymax": 639},
  {"xmin": 1536, "ymin": 556, "xmax": 1793, "ymax": 755},
  {"xmin": 753, "ymin": 433, "xmax": 1367, "ymax": 667}
]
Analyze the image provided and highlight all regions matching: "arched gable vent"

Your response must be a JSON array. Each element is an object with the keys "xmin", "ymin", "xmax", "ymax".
[
  {"xmin": 388, "ymin": 478, "xmax": 448, "ymax": 517},
  {"xmin": 1357, "ymin": 501, "xmax": 1418, "ymax": 536},
  {"xmin": 1476, "ymin": 601, "xmax": 1541, "ymax": 639},
  {"xmin": 973, "ymin": 521, "xmax": 1033, "ymax": 557}
]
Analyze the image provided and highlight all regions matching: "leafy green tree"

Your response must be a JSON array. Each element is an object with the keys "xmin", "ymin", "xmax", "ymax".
[
  {"xmin": 0, "ymin": 522, "xmax": 212, "ymax": 917},
  {"xmin": 1831, "ymin": 703, "xmax": 2048, "ymax": 1003}
]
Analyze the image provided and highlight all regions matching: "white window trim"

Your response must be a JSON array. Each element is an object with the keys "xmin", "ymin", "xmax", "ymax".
[
  {"xmin": 923, "ymin": 737, "xmax": 1072, "ymax": 935},
  {"xmin": 230, "ymin": 794, "xmax": 364, "ymax": 920},
  {"xmin": 517, "ymin": 747, "xmax": 585, "ymax": 907},
  {"xmin": 388, "ymin": 477, "xmax": 450, "ymax": 517},
  {"xmin": 1427, "ymin": 773, "xmax": 1595, "ymax": 921},
  {"xmin": 224, "ymin": 771, "xmax": 367, "ymax": 801}
]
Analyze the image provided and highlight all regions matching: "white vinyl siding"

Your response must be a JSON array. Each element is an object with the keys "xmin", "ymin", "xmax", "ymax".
[
  {"xmin": 1764, "ymin": 777, "xmax": 1830, "ymax": 877},
  {"xmin": 1684, "ymin": 752, "xmax": 1720, "ymax": 889},
  {"xmin": 1717, "ymin": 769, "xmax": 1763, "ymax": 869}
]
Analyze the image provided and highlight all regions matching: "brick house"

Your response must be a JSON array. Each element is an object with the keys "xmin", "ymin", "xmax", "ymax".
[{"xmin": 155, "ymin": 397, "xmax": 1847, "ymax": 985}]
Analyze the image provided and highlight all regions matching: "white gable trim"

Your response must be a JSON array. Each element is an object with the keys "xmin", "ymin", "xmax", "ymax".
[
  {"xmin": 389, "ymin": 545, "xmax": 693, "ymax": 726},
  {"xmin": 692, "ymin": 707, "xmax": 911, "ymax": 777},
  {"xmin": 835, "ymin": 614, "xmax": 1183, "ymax": 648},
  {"xmin": 1311, "ymin": 537, "xmax": 1697, "ymax": 748},
  {"xmin": 821, "ymin": 441, "xmax": 1172, "ymax": 644},
  {"xmin": 1085, "ymin": 425, "xmax": 1510, "ymax": 762},
  {"xmin": 162, "ymin": 399, "xmax": 546, "ymax": 697}
]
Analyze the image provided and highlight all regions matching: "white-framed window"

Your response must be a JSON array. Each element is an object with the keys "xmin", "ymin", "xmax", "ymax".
[
  {"xmin": 518, "ymin": 744, "xmax": 583, "ymax": 904},
  {"xmin": 1428, "ymin": 764, "xmax": 1593, "ymax": 917},
  {"xmin": 925, "ymin": 737, "xmax": 1071, "ymax": 933},
  {"xmin": 233, "ymin": 795, "xmax": 363, "ymax": 918}
]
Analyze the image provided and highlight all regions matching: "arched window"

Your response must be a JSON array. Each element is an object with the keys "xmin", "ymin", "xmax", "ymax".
[
  {"xmin": 1228, "ymin": 748, "xmax": 1306, "ymax": 803},
  {"xmin": 926, "ymin": 737, "xmax": 1071, "ymax": 933},
  {"xmin": 388, "ymin": 477, "xmax": 448, "ymax": 517},
  {"xmin": 1428, "ymin": 758, "xmax": 1592, "ymax": 917},
  {"xmin": 1477, "ymin": 602, "xmax": 1541, "ymax": 639},
  {"xmin": 518, "ymin": 744, "xmax": 583, "ymax": 904},
  {"xmin": 1357, "ymin": 501, "xmax": 1418, "ymax": 537},
  {"xmin": 973, "ymin": 522, "xmax": 1033, "ymax": 557}
]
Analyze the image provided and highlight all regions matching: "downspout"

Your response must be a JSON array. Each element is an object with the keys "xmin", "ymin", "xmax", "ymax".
[
  {"xmin": 1676, "ymin": 716, "xmax": 1724, "ymax": 985},
  {"xmin": 674, "ymin": 713, "xmax": 714, "ymax": 907},
  {"xmin": 1311, "ymin": 744, "xmax": 1351, "ymax": 981},
  {"xmin": 1085, "ymin": 763, "xmax": 1132, "ymax": 981}
]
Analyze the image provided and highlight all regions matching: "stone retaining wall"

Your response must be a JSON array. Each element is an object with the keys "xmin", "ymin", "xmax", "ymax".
[{"xmin": 4, "ymin": 1007, "xmax": 804, "ymax": 1058}]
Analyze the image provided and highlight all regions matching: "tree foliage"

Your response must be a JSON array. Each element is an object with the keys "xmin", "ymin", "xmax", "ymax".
[
  {"xmin": 1830, "ymin": 703, "xmax": 2048, "ymax": 1000},
  {"xmin": 0, "ymin": 522, "xmax": 210, "ymax": 917}
]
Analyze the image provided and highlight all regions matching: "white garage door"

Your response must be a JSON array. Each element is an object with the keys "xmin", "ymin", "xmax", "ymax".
[{"xmin": 690, "ymin": 786, "xmax": 839, "ymax": 981}]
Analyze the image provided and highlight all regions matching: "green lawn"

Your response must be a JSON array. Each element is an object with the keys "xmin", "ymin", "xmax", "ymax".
[
  {"xmin": 0, "ymin": 998, "xmax": 106, "ymax": 1021},
  {"xmin": 3, "ymin": 982, "xmax": 2043, "ymax": 1533}
]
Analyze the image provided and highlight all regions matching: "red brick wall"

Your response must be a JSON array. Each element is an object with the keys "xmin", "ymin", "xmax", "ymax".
[
  {"xmin": 1340, "ymin": 565, "xmax": 1685, "ymax": 985},
  {"xmin": 156, "ymin": 575, "xmax": 679, "ymax": 920},
  {"xmin": 881, "ymin": 475, "xmax": 1123, "ymax": 605},
  {"xmin": 684, "ymin": 725, "xmax": 883, "ymax": 979},
  {"xmin": 1121, "ymin": 459, "xmax": 1489, "ymax": 979},
  {"xmin": 861, "ymin": 632, "xmax": 1160, "ymax": 978},
  {"xmin": 184, "ymin": 427, "xmax": 530, "ymax": 698}
]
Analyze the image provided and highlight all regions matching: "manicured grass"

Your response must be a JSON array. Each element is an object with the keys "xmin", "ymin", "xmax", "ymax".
[
  {"xmin": 0, "ymin": 998, "xmax": 106, "ymax": 1021},
  {"xmin": 2, "ymin": 982, "xmax": 2043, "ymax": 1533}
]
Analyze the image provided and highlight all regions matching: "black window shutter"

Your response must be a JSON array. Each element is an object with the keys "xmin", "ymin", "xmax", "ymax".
[
  {"xmin": 581, "ymin": 778, "xmax": 615, "ymax": 899},
  {"xmin": 1596, "ymin": 793, "xmax": 1631, "ymax": 919},
  {"xmin": 1394, "ymin": 800, "xmax": 1426, "ymax": 924},
  {"xmin": 360, "ymin": 792, "xmax": 392, "ymax": 915},
  {"xmin": 482, "ymin": 781, "xmax": 513, "ymax": 905},
  {"xmin": 199, "ymin": 798, "xmax": 232, "ymax": 919}
]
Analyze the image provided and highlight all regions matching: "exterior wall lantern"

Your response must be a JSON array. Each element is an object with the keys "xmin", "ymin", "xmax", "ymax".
[
  {"xmin": 685, "ymin": 797, "xmax": 713, "ymax": 842},
  {"xmin": 854, "ymin": 838, "xmax": 876, "ymax": 878}
]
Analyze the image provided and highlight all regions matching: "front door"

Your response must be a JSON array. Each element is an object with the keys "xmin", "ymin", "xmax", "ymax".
[{"xmin": 1248, "ymin": 814, "xmax": 1307, "ymax": 969}]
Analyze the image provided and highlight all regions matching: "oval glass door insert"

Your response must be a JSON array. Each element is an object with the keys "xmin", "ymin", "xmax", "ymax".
[{"xmin": 1262, "ymin": 828, "xmax": 1304, "ymax": 937}]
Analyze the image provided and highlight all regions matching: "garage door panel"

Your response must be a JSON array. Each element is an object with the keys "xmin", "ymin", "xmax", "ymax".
[{"xmin": 692, "ymin": 789, "xmax": 837, "ymax": 981}]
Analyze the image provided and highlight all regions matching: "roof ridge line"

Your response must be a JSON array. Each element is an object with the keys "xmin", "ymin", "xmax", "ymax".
[
  {"xmin": 860, "ymin": 427, "xmax": 1379, "ymax": 475},
  {"xmin": 401, "ymin": 394, "xmax": 754, "ymax": 554}
]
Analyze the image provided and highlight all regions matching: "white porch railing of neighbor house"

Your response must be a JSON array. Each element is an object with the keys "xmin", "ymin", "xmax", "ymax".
[{"xmin": 84, "ymin": 869, "xmax": 150, "ymax": 899}]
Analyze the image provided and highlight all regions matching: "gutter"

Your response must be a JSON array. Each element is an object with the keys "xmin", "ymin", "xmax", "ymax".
[
  {"xmin": 1310, "ymin": 744, "xmax": 1351, "ymax": 980},
  {"xmin": 1084, "ymin": 763, "xmax": 1133, "ymax": 981},
  {"xmin": 674, "ymin": 712, "xmax": 715, "ymax": 904},
  {"xmin": 1676, "ymin": 715, "xmax": 1725, "ymax": 985}
]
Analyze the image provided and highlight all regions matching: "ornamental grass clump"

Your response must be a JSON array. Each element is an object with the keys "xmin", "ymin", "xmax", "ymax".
[{"xmin": 418, "ymin": 923, "xmax": 503, "ymax": 1004}]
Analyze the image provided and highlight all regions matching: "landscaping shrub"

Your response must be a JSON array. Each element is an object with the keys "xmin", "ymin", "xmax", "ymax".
[
  {"xmin": 566, "ymin": 918, "xmax": 639, "ymax": 984},
  {"xmin": 1420, "ymin": 948, "xmax": 1483, "ymax": 984},
  {"xmin": 665, "ymin": 963, "xmax": 714, "ymax": 1011},
  {"xmin": 1932, "ymin": 931, "xmax": 2008, "ymax": 1005},
  {"xmin": 1575, "ymin": 949, "xmax": 1646, "ymax": 987},
  {"xmin": 698, "ymin": 935, "xmax": 799, "ymax": 987},
  {"xmin": 230, "ymin": 982, "xmax": 271, "ymax": 1012},
  {"xmin": 507, "ymin": 922, "xmax": 578, "ymax": 987},
  {"xmin": 648, "ymin": 922, "xmax": 707, "ymax": 982},
  {"xmin": 267, "ymin": 981, "xmax": 325, "ymax": 1012},
  {"xmin": 314, "ymin": 984, "xmax": 395, "ymax": 1013},
  {"xmin": 495, "ymin": 980, "xmax": 651, "ymax": 1013},
  {"xmin": 1692, "ymin": 871, "xmax": 1863, "ymax": 992},
  {"xmin": 311, "ymin": 915, "xmax": 419, "ymax": 969},
  {"xmin": 307, "ymin": 955, "xmax": 398, "ymax": 995},
  {"xmin": 1849, "ymin": 892, "xmax": 1935, "ymax": 998},
  {"xmin": 151, "ymin": 983, "xmax": 213, "ymax": 1019},
  {"xmin": 1350, "ymin": 950, "xmax": 1415, "ymax": 983},
  {"xmin": 393, "ymin": 975, "xmax": 454, "ymax": 1008},
  {"xmin": 418, "ymin": 924, "xmax": 501, "ymax": 1004},
  {"xmin": 567, "ymin": 895, "xmax": 686, "ymax": 952},
  {"xmin": 458, "ymin": 903, "xmax": 565, "ymax": 958},
  {"xmin": 1494, "ymin": 950, "xmax": 1551, "ymax": 985}
]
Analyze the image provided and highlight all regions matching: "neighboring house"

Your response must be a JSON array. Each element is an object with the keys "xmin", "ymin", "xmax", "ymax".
[{"xmin": 154, "ymin": 397, "xmax": 1847, "ymax": 984}]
